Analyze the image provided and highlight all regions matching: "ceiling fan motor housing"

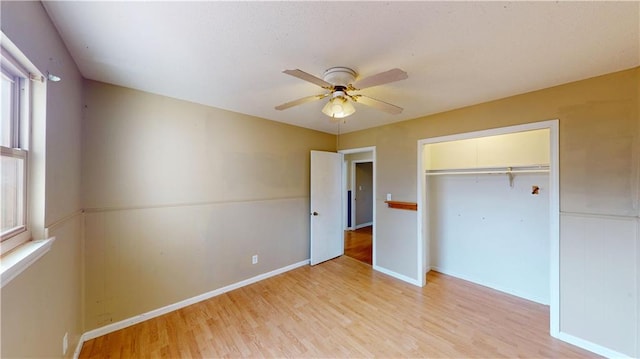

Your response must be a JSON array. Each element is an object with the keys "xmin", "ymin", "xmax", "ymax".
[{"xmin": 323, "ymin": 67, "xmax": 357, "ymax": 87}]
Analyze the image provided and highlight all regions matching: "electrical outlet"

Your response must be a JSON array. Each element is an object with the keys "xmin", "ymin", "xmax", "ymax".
[
  {"xmin": 62, "ymin": 332, "xmax": 68, "ymax": 356},
  {"xmin": 252, "ymin": 255, "xmax": 258, "ymax": 264}
]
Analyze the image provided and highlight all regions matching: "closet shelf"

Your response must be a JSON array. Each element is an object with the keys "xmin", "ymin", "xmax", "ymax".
[
  {"xmin": 425, "ymin": 165, "xmax": 549, "ymax": 176},
  {"xmin": 425, "ymin": 165, "xmax": 549, "ymax": 188}
]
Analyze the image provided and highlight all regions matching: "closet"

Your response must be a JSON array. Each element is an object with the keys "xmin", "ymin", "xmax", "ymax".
[{"xmin": 425, "ymin": 129, "xmax": 550, "ymax": 304}]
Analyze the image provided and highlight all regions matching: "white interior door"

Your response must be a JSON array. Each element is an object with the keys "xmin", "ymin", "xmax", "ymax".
[{"xmin": 310, "ymin": 150, "xmax": 343, "ymax": 265}]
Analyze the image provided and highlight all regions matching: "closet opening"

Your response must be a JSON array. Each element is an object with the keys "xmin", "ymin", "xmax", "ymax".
[{"xmin": 417, "ymin": 120, "xmax": 559, "ymax": 336}]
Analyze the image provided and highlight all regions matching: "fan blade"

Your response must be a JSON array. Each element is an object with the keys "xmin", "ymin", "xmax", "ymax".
[
  {"xmin": 275, "ymin": 94, "xmax": 328, "ymax": 111},
  {"xmin": 283, "ymin": 69, "xmax": 333, "ymax": 89},
  {"xmin": 352, "ymin": 95, "xmax": 403, "ymax": 115},
  {"xmin": 351, "ymin": 68, "xmax": 408, "ymax": 90}
]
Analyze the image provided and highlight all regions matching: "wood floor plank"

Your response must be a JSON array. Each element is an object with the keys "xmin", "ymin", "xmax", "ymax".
[
  {"xmin": 79, "ymin": 256, "xmax": 599, "ymax": 358},
  {"xmin": 344, "ymin": 226, "xmax": 372, "ymax": 265}
]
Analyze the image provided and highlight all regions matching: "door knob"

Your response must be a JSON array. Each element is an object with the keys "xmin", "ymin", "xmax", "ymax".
[{"xmin": 311, "ymin": 211, "xmax": 318, "ymax": 216}]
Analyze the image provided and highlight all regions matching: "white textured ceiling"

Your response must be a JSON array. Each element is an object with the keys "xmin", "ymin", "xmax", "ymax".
[{"xmin": 43, "ymin": 1, "xmax": 639, "ymax": 134}]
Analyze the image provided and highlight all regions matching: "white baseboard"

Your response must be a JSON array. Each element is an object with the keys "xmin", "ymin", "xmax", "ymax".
[
  {"xmin": 354, "ymin": 222, "xmax": 373, "ymax": 229},
  {"xmin": 373, "ymin": 264, "xmax": 422, "ymax": 287},
  {"xmin": 430, "ymin": 266, "xmax": 548, "ymax": 305},
  {"xmin": 74, "ymin": 259, "xmax": 310, "ymax": 358},
  {"xmin": 555, "ymin": 332, "xmax": 632, "ymax": 358},
  {"xmin": 72, "ymin": 259, "xmax": 631, "ymax": 359},
  {"xmin": 73, "ymin": 334, "xmax": 85, "ymax": 359}
]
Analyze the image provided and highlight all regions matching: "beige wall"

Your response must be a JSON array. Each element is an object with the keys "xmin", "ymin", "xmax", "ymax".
[
  {"xmin": 339, "ymin": 67, "xmax": 640, "ymax": 356},
  {"xmin": 341, "ymin": 68, "xmax": 639, "ymax": 213},
  {"xmin": 1, "ymin": 1, "xmax": 84, "ymax": 358},
  {"xmin": 82, "ymin": 81, "xmax": 335, "ymax": 330}
]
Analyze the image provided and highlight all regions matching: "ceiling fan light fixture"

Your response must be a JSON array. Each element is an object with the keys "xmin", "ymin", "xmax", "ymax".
[
  {"xmin": 276, "ymin": 66, "xmax": 407, "ymax": 119},
  {"xmin": 321, "ymin": 93, "xmax": 355, "ymax": 119}
]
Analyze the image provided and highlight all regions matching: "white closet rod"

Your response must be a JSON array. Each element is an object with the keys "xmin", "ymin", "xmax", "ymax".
[
  {"xmin": 426, "ymin": 165, "xmax": 549, "ymax": 188},
  {"xmin": 425, "ymin": 165, "xmax": 549, "ymax": 176},
  {"xmin": 426, "ymin": 169, "xmax": 549, "ymax": 176}
]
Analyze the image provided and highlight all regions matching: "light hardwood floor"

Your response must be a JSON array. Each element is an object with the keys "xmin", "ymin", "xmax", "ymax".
[
  {"xmin": 79, "ymin": 256, "xmax": 597, "ymax": 358},
  {"xmin": 344, "ymin": 225, "xmax": 372, "ymax": 265}
]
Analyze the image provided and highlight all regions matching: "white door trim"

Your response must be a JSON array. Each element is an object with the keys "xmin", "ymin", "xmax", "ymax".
[
  {"xmin": 339, "ymin": 146, "xmax": 376, "ymax": 267},
  {"xmin": 416, "ymin": 120, "xmax": 560, "ymax": 337}
]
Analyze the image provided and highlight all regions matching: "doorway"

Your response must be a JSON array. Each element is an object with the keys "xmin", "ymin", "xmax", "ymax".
[
  {"xmin": 353, "ymin": 161, "xmax": 373, "ymax": 229},
  {"xmin": 340, "ymin": 147, "xmax": 376, "ymax": 266},
  {"xmin": 344, "ymin": 226, "xmax": 372, "ymax": 265}
]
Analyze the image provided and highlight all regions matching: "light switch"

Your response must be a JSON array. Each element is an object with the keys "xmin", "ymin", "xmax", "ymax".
[{"xmin": 386, "ymin": 193, "xmax": 392, "ymax": 201}]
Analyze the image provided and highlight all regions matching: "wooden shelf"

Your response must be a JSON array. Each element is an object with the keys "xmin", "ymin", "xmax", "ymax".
[{"xmin": 384, "ymin": 201, "xmax": 417, "ymax": 211}]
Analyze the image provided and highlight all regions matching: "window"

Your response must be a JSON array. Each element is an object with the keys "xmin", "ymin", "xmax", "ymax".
[
  {"xmin": 0, "ymin": 32, "xmax": 52, "ymax": 286},
  {"xmin": 1, "ymin": 49, "xmax": 31, "ymax": 255}
]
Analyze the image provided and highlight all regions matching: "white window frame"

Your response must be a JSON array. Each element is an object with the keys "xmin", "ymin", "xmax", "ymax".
[
  {"xmin": 1, "ymin": 42, "xmax": 32, "ymax": 255},
  {"xmin": 0, "ymin": 32, "xmax": 53, "ymax": 288}
]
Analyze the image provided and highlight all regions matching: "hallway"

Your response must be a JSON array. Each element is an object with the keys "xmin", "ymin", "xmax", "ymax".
[{"xmin": 344, "ymin": 226, "xmax": 372, "ymax": 265}]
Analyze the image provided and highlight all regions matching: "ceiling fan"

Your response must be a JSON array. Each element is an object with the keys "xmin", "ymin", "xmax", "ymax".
[{"xmin": 275, "ymin": 67, "xmax": 408, "ymax": 119}]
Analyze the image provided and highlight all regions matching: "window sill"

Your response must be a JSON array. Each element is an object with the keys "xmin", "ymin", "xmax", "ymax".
[{"xmin": 1, "ymin": 237, "xmax": 55, "ymax": 288}]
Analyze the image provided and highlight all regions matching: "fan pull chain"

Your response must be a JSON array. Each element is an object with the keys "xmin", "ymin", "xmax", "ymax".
[{"xmin": 336, "ymin": 119, "xmax": 340, "ymax": 150}]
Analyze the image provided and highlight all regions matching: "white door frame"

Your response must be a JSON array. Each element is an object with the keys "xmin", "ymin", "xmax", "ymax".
[
  {"xmin": 416, "ymin": 120, "xmax": 559, "ymax": 337},
  {"xmin": 340, "ymin": 146, "xmax": 376, "ymax": 266},
  {"xmin": 351, "ymin": 160, "xmax": 374, "ymax": 230}
]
